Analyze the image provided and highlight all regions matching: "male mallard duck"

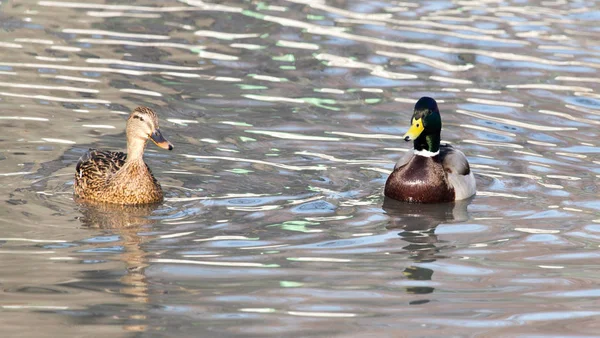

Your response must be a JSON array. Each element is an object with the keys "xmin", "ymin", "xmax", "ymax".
[
  {"xmin": 384, "ymin": 97, "xmax": 475, "ymax": 203},
  {"xmin": 74, "ymin": 106, "xmax": 174, "ymax": 205}
]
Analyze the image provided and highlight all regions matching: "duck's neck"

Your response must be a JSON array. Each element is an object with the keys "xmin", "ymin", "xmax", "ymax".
[
  {"xmin": 126, "ymin": 136, "xmax": 148, "ymax": 163},
  {"xmin": 413, "ymin": 133, "xmax": 440, "ymax": 153}
]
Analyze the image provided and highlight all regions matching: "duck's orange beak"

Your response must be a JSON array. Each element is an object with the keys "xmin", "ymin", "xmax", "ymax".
[{"xmin": 150, "ymin": 129, "xmax": 173, "ymax": 150}]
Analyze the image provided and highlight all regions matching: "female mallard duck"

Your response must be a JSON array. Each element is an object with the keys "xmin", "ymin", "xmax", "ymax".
[
  {"xmin": 74, "ymin": 106, "xmax": 174, "ymax": 205},
  {"xmin": 384, "ymin": 97, "xmax": 475, "ymax": 203}
]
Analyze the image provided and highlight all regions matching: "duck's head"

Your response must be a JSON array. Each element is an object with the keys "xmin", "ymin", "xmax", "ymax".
[
  {"xmin": 403, "ymin": 97, "xmax": 441, "ymax": 142},
  {"xmin": 403, "ymin": 97, "xmax": 442, "ymax": 152},
  {"xmin": 126, "ymin": 106, "xmax": 173, "ymax": 151}
]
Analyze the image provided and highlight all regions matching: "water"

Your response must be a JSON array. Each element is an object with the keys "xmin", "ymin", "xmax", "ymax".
[{"xmin": 1, "ymin": 0, "xmax": 600, "ymax": 336}]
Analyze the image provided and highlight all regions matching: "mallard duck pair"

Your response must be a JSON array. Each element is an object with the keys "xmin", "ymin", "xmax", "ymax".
[{"xmin": 74, "ymin": 97, "xmax": 475, "ymax": 205}]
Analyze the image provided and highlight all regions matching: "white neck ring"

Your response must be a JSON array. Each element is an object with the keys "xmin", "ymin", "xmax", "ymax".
[{"xmin": 413, "ymin": 149, "xmax": 440, "ymax": 157}]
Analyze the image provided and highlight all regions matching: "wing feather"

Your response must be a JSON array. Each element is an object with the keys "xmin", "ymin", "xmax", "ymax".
[
  {"xmin": 440, "ymin": 145, "xmax": 476, "ymax": 200},
  {"xmin": 75, "ymin": 149, "xmax": 127, "ymax": 198}
]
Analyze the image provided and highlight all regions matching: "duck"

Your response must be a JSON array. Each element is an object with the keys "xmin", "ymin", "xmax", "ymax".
[
  {"xmin": 74, "ymin": 106, "xmax": 174, "ymax": 205},
  {"xmin": 384, "ymin": 97, "xmax": 475, "ymax": 203}
]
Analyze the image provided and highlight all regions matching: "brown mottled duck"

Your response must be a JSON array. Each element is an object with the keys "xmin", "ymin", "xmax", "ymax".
[
  {"xmin": 74, "ymin": 106, "xmax": 174, "ymax": 205},
  {"xmin": 384, "ymin": 97, "xmax": 476, "ymax": 203}
]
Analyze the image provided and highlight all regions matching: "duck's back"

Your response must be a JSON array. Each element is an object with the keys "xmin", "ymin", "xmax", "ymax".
[
  {"xmin": 74, "ymin": 149, "xmax": 127, "ymax": 201},
  {"xmin": 74, "ymin": 149, "xmax": 163, "ymax": 204}
]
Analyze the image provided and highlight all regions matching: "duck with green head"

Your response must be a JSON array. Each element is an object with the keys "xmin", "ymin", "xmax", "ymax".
[
  {"xmin": 74, "ymin": 106, "xmax": 174, "ymax": 205},
  {"xmin": 384, "ymin": 97, "xmax": 475, "ymax": 203}
]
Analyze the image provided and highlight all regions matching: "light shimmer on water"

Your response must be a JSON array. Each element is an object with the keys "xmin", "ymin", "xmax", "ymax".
[{"xmin": 1, "ymin": 0, "xmax": 600, "ymax": 337}]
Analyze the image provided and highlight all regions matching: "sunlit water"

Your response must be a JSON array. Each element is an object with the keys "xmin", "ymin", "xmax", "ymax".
[{"xmin": 1, "ymin": 0, "xmax": 600, "ymax": 336}]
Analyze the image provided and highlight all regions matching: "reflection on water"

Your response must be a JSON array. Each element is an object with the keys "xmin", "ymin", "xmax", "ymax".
[
  {"xmin": 1, "ymin": 0, "xmax": 600, "ymax": 336},
  {"xmin": 77, "ymin": 202, "xmax": 158, "ymax": 331},
  {"xmin": 76, "ymin": 200, "xmax": 160, "ymax": 229},
  {"xmin": 384, "ymin": 197, "xmax": 470, "ymax": 298}
]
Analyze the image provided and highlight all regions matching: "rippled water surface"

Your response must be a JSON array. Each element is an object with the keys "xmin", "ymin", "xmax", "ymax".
[{"xmin": 1, "ymin": 0, "xmax": 600, "ymax": 336}]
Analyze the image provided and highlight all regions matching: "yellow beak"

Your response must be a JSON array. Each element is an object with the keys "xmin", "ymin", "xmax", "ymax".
[{"xmin": 403, "ymin": 118, "xmax": 424, "ymax": 141}]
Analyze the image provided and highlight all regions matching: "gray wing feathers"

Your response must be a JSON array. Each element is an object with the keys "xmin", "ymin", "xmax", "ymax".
[
  {"xmin": 442, "ymin": 148, "xmax": 471, "ymax": 175},
  {"xmin": 442, "ymin": 147, "xmax": 476, "ymax": 200}
]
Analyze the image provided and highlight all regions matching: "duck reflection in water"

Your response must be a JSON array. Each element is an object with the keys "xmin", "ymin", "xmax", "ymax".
[
  {"xmin": 76, "ymin": 200, "xmax": 162, "ymax": 332},
  {"xmin": 383, "ymin": 197, "xmax": 472, "ymax": 300},
  {"xmin": 77, "ymin": 200, "xmax": 161, "ymax": 229}
]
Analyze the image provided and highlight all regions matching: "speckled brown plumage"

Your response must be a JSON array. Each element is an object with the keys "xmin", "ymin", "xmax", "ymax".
[
  {"xmin": 73, "ymin": 106, "xmax": 173, "ymax": 205},
  {"xmin": 74, "ymin": 149, "xmax": 163, "ymax": 204}
]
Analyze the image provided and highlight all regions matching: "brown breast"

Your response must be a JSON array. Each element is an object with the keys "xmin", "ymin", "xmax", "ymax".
[{"xmin": 384, "ymin": 155, "xmax": 455, "ymax": 203}]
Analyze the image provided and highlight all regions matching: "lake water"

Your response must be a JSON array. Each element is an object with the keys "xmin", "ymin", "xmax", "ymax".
[{"xmin": 1, "ymin": 0, "xmax": 600, "ymax": 337}]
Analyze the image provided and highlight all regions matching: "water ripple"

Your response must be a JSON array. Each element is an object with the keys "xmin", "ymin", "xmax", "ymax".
[{"xmin": 3, "ymin": 0, "xmax": 600, "ymax": 336}]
